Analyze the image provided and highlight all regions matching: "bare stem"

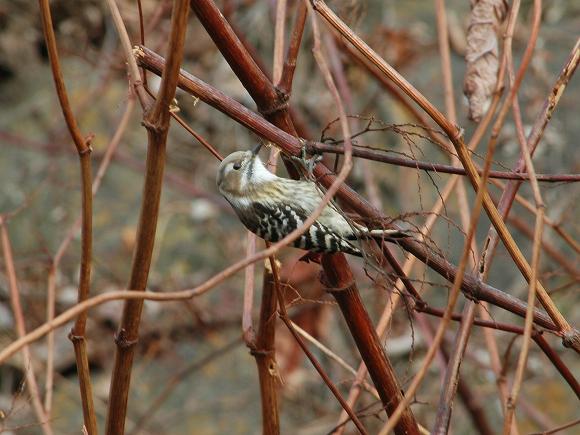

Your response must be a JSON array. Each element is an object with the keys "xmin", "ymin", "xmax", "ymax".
[
  {"xmin": 0, "ymin": 218, "xmax": 53, "ymax": 435},
  {"xmin": 270, "ymin": 257, "xmax": 368, "ymax": 434},
  {"xmin": 305, "ymin": 142, "xmax": 580, "ymax": 182},
  {"xmin": 38, "ymin": 0, "xmax": 97, "ymax": 430},
  {"xmin": 252, "ymin": 258, "xmax": 281, "ymax": 435},
  {"xmin": 105, "ymin": 2, "xmax": 190, "ymax": 434}
]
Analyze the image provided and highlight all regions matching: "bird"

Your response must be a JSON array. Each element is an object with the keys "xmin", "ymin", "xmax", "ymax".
[{"xmin": 216, "ymin": 145, "xmax": 407, "ymax": 257}]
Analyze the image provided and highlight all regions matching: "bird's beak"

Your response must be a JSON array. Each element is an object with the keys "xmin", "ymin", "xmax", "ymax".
[{"xmin": 251, "ymin": 143, "xmax": 262, "ymax": 156}]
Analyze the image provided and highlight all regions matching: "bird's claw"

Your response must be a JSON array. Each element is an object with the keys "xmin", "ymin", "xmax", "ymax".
[{"xmin": 291, "ymin": 144, "xmax": 323, "ymax": 179}]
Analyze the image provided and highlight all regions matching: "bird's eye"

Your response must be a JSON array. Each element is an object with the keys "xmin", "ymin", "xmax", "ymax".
[{"xmin": 233, "ymin": 162, "xmax": 242, "ymax": 170}]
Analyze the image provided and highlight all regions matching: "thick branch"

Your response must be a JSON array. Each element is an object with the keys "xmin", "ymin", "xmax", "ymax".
[
  {"xmin": 105, "ymin": 2, "xmax": 190, "ymax": 434},
  {"xmin": 252, "ymin": 262, "xmax": 281, "ymax": 435},
  {"xmin": 322, "ymin": 255, "xmax": 420, "ymax": 435}
]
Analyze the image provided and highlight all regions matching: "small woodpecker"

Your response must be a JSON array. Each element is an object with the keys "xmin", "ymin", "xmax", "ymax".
[{"xmin": 216, "ymin": 145, "xmax": 407, "ymax": 257}]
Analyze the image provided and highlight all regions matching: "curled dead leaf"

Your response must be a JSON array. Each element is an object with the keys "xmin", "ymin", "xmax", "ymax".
[{"xmin": 463, "ymin": 0, "xmax": 509, "ymax": 121}]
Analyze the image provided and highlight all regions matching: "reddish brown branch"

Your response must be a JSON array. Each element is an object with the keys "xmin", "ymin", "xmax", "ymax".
[
  {"xmin": 321, "ymin": 254, "xmax": 420, "ymax": 435},
  {"xmin": 190, "ymin": 0, "xmax": 288, "ymax": 121},
  {"xmin": 189, "ymin": 4, "xmax": 417, "ymax": 430},
  {"xmin": 418, "ymin": 305, "xmax": 526, "ymax": 335},
  {"xmin": 252, "ymin": 261, "xmax": 281, "ymax": 434},
  {"xmin": 190, "ymin": 0, "xmax": 301, "ymax": 182},
  {"xmin": 279, "ymin": 2, "xmax": 308, "ymax": 95},
  {"xmin": 105, "ymin": 2, "xmax": 190, "ymax": 434},
  {"xmin": 305, "ymin": 142, "xmax": 580, "ymax": 182},
  {"xmin": 533, "ymin": 334, "xmax": 580, "ymax": 399},
  {"xmin": 38, "ymin": 0, "xmax": 96, "ymax": 431},
  {"xmin": 270, "ymin": 257, "xmax": 368, "ymax": 434}
]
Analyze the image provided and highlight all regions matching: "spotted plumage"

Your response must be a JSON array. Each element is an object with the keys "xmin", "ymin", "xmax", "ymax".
[
  {"xmin": 216, "ymin": 148, "xmax": 406, "ymax": 257},
  {"xmin": 245, "ymin": 201, "xmax": 362, "ymax": 255}
]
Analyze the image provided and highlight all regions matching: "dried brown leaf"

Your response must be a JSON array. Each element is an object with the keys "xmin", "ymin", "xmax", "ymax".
[{"xmin": 463, "ymin": 0, "xmax": 509, "ymax": 121}]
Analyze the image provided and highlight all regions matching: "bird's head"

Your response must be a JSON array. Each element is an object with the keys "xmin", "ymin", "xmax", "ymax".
[{"xmin": 216, "ymin": 145, "xmax": 275, "ymax": 197}]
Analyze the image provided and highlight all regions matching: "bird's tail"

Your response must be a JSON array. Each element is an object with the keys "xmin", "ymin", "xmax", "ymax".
[
  {"xmin": 367, "ymin": 229, "xmax": 410, "ymax": 239},
  {"xmin": 346, "ymin": 228, "xmax": 411, "ymax": 241}
]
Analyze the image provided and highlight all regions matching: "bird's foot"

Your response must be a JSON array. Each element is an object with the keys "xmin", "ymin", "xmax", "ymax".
[{"xmin": 291, "ymin": 143, "xmax": 323, "ymax": 179}]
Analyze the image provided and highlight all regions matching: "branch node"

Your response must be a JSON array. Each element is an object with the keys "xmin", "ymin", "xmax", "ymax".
[
  {"xmin": 79, "ymin": 144, "xmax": 93, "ymax": 156},
  {"xmin": 141, "ymin": 117, "xmax": 163, "ymax": 134},
  {"xmin": 68, "ymin": 331, "xmax": 86, "ymax": 343},
  {"xmin": 250, "ymin": 348, "xmax": 275, "ymax": 357},
  {"xmin": 114, "ymin": 328, "xmax": 139, "ymax": 349},
  {"xmin": 464, "ymin": 290, "xmax": 481, "ymax": 304},
  {"xmin": 561, "ymin": 330, "xmax": 580, "ymax": 350},
  {"xmin": 323, "ymin": 281, "xmax": 356, "ymax": 293},
  {"xmin": 414, "ymin": 299, "xmax": 428, "ymax": 311},
  {"xmin": 451, "ymin": 126, "xmax": 464, "ymax": 143},
  {"xmin": 259, "ymin": 91, "xmax": 290, "ymax": 117}
]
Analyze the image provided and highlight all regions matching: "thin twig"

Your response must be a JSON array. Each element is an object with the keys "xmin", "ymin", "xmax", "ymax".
[
  {"xmin": 279, "ymin": 2, "xmax": 307, "ymax": 94},
  {"xmin": 128, "ymin": 338, "xmax": 241, "ymax": 434},
  {"xmin": 504, "ymin": 212, "xmax": 578, "ymax": 279},
  {"xmin": 478, "ymin": 0, "xmax": 544, "ymax": 279},
  {"xmin": 479, "ymin": 35, "xmax": 579, "ymax": 334},
  {"xmin": 3, "ymin": 191, "xmax": 404, "ymax": 366},
  {"xmin": 305, "ymin": 142, "xmax": 580, "ymax": 182},
  {"xmin": 485, "ymin": 37, "xmax": 578, "ymax": 267},
  {"xmin": 308, "ymin": 2, "xmax": 419, "ymax": 432},
  {"xmin": 270, "ymin": 257, "xmax": 368, "ymax": 434},
  {"xmin": 328, "ymin": 10, "xmax": 522, "ymax": 427},
  {"xmin": 272, "ymin": 0, "xmax": 287, "ymax": 85},
  {"xmin": 1, "ymin": 218, "xmax": 53, "ymax": 435},
  {"xmin": 311, "ymin": 0, "xmax": 578, "ymax": 349},
  {"xmin": 242, "ymin": 234, "xmax": 257, "ymax": 345},
  {"xmin": 504, "ymin": 2, "xmax": 547, "ymax": 426},
  {"xmin": 379, "ymin": 170, "xmax": 490, "ymax": 434},
  {"xmin": 44, "ymin": 96, "xmax": 134, "ymax": 427},
  {"xmin": 491, "ymin": 179, "xmax": 580, "ymax": 256},
  {"xmin": 529, "ymin": 417, "xmax": 580, "ymax": 435},
  {"xmin": 434, "ymin": 0, "xmax": 516, "ymax": 431},
  {"xmin": 503, "ymin": 209, "xmax": 544, "ymax": 433},
  {"xmin": 334, "ymin": 180, "xmax": 458, "ymax": 435},
  {"xmin": 290, "ymin": 320, "xmax": 380, "ymax": 398},
  {"xmin": 431, "ymin": 313, "xmax": 495, "ymax": 435},
  {"xmin": 378, "ymin": 40, "xmax": 508, "ymax": 429},
  {"xmin": 38, "ymin": 0, "xmax": 97, "ymax": 431}
]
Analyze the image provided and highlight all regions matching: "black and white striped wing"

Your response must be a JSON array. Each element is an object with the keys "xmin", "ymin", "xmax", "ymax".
[{"xmin": 241, "ymin": 202, "xmax": 361, "ymax": 256}]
